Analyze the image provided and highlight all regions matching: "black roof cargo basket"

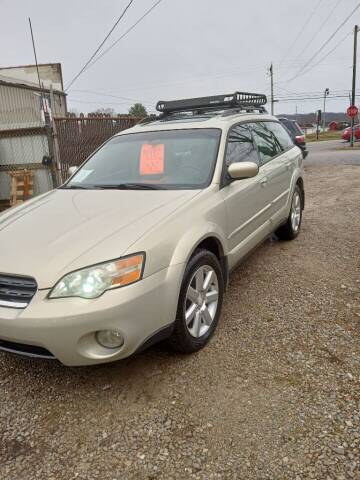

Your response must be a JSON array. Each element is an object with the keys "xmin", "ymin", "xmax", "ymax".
[{"xmin": 156, "ymin": 91, "xmax": 267, "ymax": 115}]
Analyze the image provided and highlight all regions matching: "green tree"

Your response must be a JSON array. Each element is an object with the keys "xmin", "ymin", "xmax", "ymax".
[
  {"xmin": 129, "ymin": 103, "xmax": 147, "ymax": 117},
  {"xmin": 92, "ymin": 107, "xmax": 116, "ymax": 116}
]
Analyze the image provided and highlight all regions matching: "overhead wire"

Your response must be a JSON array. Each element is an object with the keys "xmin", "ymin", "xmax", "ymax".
[
  {"xmin": 298, "ymin": 31, "xmax": 352, "ymax": 79},
  {"xmin": 70, "ymin": 88, "xmax": 154, "ymax": 104},
  {"xmin": 81, "ymin": 0, "xmax": 164, "ymax": 73},
  {"xmin": 280, "ymin": 0, "xmax": 323, "ymax": 65},
  {"xmin": 293, "ymin": 0, "xmax": 344, "ymax": 61},
  {"xmin": 276, "ymin": 94, "xmax": 359, "ymax": 103},
  {"xmin": 287, "ymin": 2, "xmax": 360, "ymax": 82},
  {"xmin": 65, "ymin": 0, "xmax": 135, "ymax": 91},
  {"xmin": 67, "ymin": 58, "xmax": 348, "ymax": 97},
  {"xmin": 67, "ymin": 97, "xmax": 154, "ymax": 107}
]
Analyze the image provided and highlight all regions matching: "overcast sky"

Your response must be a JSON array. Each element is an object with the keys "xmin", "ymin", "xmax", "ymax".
[{"xmin": 1, "ymin": 0, "xmax": 359, "ymax": 115}]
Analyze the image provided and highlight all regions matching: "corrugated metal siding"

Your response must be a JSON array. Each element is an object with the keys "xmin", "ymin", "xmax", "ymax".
[
  {"xmin": 0, "ymin": 82, "xmax": 66, "ymax": 202},
  {"xmin": 0, "ymin": 84, "xmax": 43, "ymax": 129}
]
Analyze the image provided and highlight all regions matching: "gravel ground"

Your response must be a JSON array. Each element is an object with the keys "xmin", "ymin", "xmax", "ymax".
[{"xmin": 0, "ymin": 165, "xmax": 359, "ymax": 480}]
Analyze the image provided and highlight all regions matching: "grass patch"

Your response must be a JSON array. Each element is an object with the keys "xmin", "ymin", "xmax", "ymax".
[{"xmin": 306, "ymin": 131, "xmax": 342, "ymax": 142}]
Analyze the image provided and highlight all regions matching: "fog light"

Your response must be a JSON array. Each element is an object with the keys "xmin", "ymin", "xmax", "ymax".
[{"xmin": 96, "ymin": 330, "xmax": 124, "ymax": 349}]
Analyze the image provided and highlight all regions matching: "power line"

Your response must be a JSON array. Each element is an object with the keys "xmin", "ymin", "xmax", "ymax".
[
  {"xmin": 276, "ymin": 90, "xmax": 359, "ymax": 99},
  {"xmin": 293, "ymin": 0, "xmax": 343, "ymax": 61},
  {"xmin": 68, "ymin": 97, "xmax": 154, "ymax": 108},
  {"xmin": 82, "ymin": 0, "xmax": 164, "ymax": 74},
  {"xmin": 66, "ymin": 0, "xmax": 135, "ymax": 91},
  {"xmin": 68, "ymin": 58, "xmax": 345, "ymax": 98},
  {"xmin": 286, "ymin": 30, "xmax": 352, "ymax": 84},
  {"xmin": 274, "ymin": 88, "xmax": 360, "ymax": 99},
  {"xmin": 288, "ymin": 2, "xmax": 360, "ymax": 82},
  {"xmin": 276, "ymin": 95, "xmax": 353, "ymax": 101},
  {"xmin": 275, "ymin": 94, "xmax": 359, "ymax": 103},
  {"xmin": 70, "ymin": 88, "xmax": 154, "ymax": 103},
  {"xmin": 299, "ymin": 31, "xmax": 352, "ymax": 78},
  {"xmin": 280, "ymin": 0, "xmax": 323, "ymax": 66}
]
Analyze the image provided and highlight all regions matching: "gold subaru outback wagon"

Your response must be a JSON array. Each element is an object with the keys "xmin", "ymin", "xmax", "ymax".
[{"xmin": 0, "ymin": 92, "xmax": 304, "ymax": 365}]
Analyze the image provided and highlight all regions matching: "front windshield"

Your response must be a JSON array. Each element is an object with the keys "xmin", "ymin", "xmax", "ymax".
[{"xmin": 65, "ymin": 128, "xmax": 221, "ymax": 190}]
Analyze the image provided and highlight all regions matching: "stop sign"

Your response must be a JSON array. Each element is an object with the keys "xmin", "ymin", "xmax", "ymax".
[{"xmin": 347, "ymin": 105, "xmax": 358, "ymax": 118}]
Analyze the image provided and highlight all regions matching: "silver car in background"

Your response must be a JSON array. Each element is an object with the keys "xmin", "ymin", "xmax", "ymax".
[{"xmin": 0, "ymin": 92, "xmax": 304, "ymax": 365}]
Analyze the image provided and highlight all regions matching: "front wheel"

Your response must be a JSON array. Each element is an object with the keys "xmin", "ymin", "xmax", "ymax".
[
  {"xmin": 168, "ymin": 249, "xmax": 224, "ymax": 353},
  {"xmin": 276, "ymin": 185, "xmax": 303, "ymax": 240}
]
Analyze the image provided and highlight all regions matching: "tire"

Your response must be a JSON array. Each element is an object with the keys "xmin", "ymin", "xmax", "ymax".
[
  {"xmin": 276, "ymin": 185, "xmax": 303, "ymax": 240},
  {"xmin": 168, "ymin": 249, "xmax": 224, "ymax": 353}
]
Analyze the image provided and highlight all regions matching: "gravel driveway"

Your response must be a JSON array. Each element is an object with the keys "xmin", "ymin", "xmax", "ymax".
[
  {"xmin": 305, "ymin": 140, "xmax": 360, "ymax": 166},
  {"xmin": 0, "ymin": 164, "xmax": 359, "ymax": 480}
]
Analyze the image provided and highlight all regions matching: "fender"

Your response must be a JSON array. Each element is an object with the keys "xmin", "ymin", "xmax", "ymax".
[
  {"xmin": 169, "ymin": 222, "xmax": 228, "ymax": 287},
  {"xmin": 285, "ymin": 167, "xmax": 305, "ymax": 213},
  {"xmin": 170, "ymin": 222, "xmax": 228, "ymax": 267}
]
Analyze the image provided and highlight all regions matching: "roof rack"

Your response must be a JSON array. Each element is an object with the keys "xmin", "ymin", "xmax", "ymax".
[{"xmin": 156, "ymin": 91, "xmax": 267, "ymax": 115}]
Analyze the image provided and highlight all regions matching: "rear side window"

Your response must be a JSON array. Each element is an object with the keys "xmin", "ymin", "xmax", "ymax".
[
  {"xmin": 225, "ymin": 124, "xmax": 259, "ymax": 166},
  {"xmin": 279, "ymin": 119, "xmax": 303, "ymax": 136},
  {"xmin": 266, "ymin": 122, "xmax": 294, "ymax": 150},
  {"xmin": 279, "ymin": 118, "xmax": 296, "ymax": 135},
  {"xmin": 250, "ymin": 122, "xmax": 282, "ymax": 165},
  {"xmin": 293, "ymin": 121, "xmax": 304, "ymax": 135}
]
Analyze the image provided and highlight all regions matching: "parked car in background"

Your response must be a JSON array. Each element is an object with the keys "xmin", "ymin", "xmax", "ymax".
[
  {"xmin": 278, "ymin": 117, "xmax": 308, "ymax": 158},
  {"xmin": 337, "ymin": 121, "xmax": 350, "ymax": 131},
  {"xmin": 342, "ymin": 124, "xmax": 360, "ymax": 141},
  {"xmin": 0, "ymin": 92, "xmax": 305, "ymax": 366}
]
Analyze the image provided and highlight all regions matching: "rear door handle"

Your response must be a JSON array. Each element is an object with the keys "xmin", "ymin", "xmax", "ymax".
[{"xmin": 285, "ymin": 162, "xmax": 292, "ymax": 170}]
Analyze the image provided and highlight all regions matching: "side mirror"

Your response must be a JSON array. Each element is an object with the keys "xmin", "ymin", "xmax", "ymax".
[
  {"xmin": 228, "ymin": 161, "xmax": 259, "ymax": 180},
  {"xmin": 68, "ymin": 166, "xmax": 78, "ymax": 176}
]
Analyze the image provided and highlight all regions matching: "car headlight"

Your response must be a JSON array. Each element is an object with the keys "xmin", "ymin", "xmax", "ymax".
[{"xmin": 49, "ymin": 253, "xmax": 145, "ymax": 299}]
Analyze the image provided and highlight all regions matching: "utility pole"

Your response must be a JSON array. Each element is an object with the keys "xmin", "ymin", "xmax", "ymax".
[
  {"xmin": 350, "ymin": 25, "xmax": 358, "ymax": 147},
  {"xmin": 322, "ymin": 88, "xmax": 329, "ymax": 133},
  {"xmin": 270, "ymin": 63, "xmax": 274, "ymax": 115}
]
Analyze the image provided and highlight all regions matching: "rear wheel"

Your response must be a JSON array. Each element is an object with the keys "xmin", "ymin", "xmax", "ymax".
[
  {"xmin": 276, "ymin": 185, "xmax": 303, "ymax": 240},
  {"xmin": 168, "ymin": 249, "xmax": 224, "ymax": 353}
]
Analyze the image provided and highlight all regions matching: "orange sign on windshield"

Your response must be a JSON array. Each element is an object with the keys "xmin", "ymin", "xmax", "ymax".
[{"xmin": 140, "ymin": 144, "xmax": 165, "ymax": 175}]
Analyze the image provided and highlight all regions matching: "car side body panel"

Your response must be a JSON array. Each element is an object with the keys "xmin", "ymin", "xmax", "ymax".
[{"xmin": 123, "ymin": 186, "xmax": 229, "ymax": 276}]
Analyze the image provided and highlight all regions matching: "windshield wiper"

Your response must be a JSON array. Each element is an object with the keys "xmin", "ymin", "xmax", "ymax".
[{"xmin": 95, "ymin": 183, "xmax": 164, "ymax": 190}]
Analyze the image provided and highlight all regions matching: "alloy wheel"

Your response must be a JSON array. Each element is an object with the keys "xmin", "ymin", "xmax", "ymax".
[
  {"xmin": 184, "ymin": 265, "xmax": 219, "ymax": 338},
  {"xmin": 291, "ymin": 190, "xmax": 301, "ymax": 232}
]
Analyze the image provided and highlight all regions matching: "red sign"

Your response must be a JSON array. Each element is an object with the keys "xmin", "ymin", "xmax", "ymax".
[
  {"xmin": 140, "ymin": 144, "xmax": 165, "ymax": 175},
  {"xmin": 347, "ymin": 105, "xmax": 358, "ymax": 118}
]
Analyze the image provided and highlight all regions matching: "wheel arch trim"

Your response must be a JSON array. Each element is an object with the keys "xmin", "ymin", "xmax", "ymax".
[{"xmin": 169, "ymin": 227, "xmax": 229, "ymax": 287}]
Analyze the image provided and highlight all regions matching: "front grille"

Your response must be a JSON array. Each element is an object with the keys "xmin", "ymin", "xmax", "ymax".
[
  {"xmin": 0, "ymin": 274, "xmax": 37, "ymax": 309},
  {"xmin": 0, "ymin": 339, "xmax": 54, "ymax": 359}
]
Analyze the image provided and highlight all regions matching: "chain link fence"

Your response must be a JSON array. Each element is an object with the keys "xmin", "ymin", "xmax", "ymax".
[
  {"xmin": 54, "ymin": 115, "xmax": 140, "ymax": 181},
  {"xmin": 0, "ymin": 78, "xmax": 142, "ymax": 211},
  {"xmin": 0, "ymin": 80, "xmax": 65, "ymax": 211}
]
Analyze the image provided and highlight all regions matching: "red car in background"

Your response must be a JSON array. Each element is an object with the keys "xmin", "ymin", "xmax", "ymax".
[{"xmin": 342, "ymin": 124, "xmax": 360, "ymax": 141}]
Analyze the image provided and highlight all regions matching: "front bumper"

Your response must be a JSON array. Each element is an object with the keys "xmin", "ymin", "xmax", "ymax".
[{"xmin": 0, "ymin": 264, "xmax": 183, "ymax": 366}]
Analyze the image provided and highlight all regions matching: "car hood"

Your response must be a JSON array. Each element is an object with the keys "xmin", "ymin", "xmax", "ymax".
[{"xmin": 0, "ymin": 188, "xmax": 200, "ymax": 288}]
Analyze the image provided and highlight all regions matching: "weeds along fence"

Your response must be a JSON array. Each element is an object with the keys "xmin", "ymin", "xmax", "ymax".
[{"xmin": 54, "ymin": 116, "xmax": 141, "ymax": 181}]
